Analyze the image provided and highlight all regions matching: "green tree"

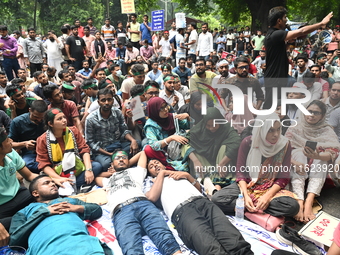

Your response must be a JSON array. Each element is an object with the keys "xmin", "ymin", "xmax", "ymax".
[{"xmin": 173, "ymin": 0, "xmax": 287, "ymax": 31}]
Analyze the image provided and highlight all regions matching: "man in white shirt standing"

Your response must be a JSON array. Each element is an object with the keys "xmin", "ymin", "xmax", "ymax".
[
  {"xmin": 196, "ymin": 23, "xmax": 213, "ymax": 60},
  {"xmin": 175, "ymin": 28, "xmax": 187, "ymax": 65},
  {"xmin": 43, "ymin": 30, "xmax": 64, "ymax": 74},
  {"xmin": 157, "ymin": 31, "xmax": 172, "ymax": 64},
  {"xmin": 185, "ymin": 22, "xmax": 198, "ymax": 63}
]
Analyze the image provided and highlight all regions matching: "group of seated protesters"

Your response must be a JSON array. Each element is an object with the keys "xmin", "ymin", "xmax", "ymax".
[{"xmin": 3, "ymin": 50, "xmax": 340, "ymax": 254}]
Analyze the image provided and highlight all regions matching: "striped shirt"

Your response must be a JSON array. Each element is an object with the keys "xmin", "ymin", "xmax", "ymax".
[{"xmin": 101, "ymin": 25, "xmax": 115, "ymax": 41}]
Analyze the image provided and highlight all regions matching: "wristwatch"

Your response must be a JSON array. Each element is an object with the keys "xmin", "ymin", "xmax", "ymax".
[{"xmin": 86, "ymin": 168, "xmax": 93, "ymax": 172}]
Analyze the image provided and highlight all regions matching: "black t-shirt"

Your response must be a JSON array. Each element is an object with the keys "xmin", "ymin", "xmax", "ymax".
[
  {"xmin": 236, "ymin": 38, "xmax": 245, "ymax": 50},
  {"xmin": 66, "ymin": 36, "xmax": 86, "ymax": 60},
  {"xmin": 264, "ymin": 28, "xmax": 289, "ymax": 87}
]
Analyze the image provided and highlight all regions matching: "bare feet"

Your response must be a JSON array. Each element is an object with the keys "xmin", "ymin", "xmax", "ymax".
[
  {"xmin": 294, "ymin": 200, "xmax": 305, "ymax": 222},
  {"xmin": 303, "ymin": 203, "xmax": 316, "ymax": 223}
]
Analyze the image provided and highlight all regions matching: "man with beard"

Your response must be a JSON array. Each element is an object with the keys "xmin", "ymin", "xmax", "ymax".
[
  {"xmin": 173, "ymin": 58, "xmax": 192, "ymax": 86},
  {"xmin": 226, "ymin": 57, "xmax": 264, "ymax": 110},
  {"xmin": 189, "ymin": 58, "xmax": 217, "ymax": 106},
  {"xmin": 196, "ymin": 23, "xmax": 213, "ymax": 60},
  {"xmin": 43, "ymin": 30, "xmax": 64, "ymax": 74},
  {"xmin": 322, "ymin": 82, "xmax": 340, "ymax": 121},
  {"xmin": 85, "ymin": 88, "xmax": 139, "ymax": 171},
  {"xmin": 212, "ymin": 58, "xmax": 235, "ymax": 111},
  {"xmin": 77, "ymin": 60, "xmax": 92, "ymax": 78},
  {"xmin": 65, "ymin": 26, "xmax": 88, "ymax": 71},
  {"xmin": 6, "ymin": 85, "xmax": 36, "ymax": 119},
  {"xmin": 33, "ymin": 71, "xmax": 57, "ymax": 102},
  {"xmin": 23, "ymin": 28, "xmax": 46, "ymax": 77},
  {"xmin": 251, "ymin": 30, "xmax": 265, "ymax": 59},
  {"xmin": 311, "ymin": 64, "xmax": 330, "ymax": 99},
  {"xmin": 316, "ymin": 52, "xmax": 327, "ymax": 71},
  {"xmin": 293, "ymin": 54, "xmax": 310, "ymax": 82},
  {"xmin": 17, "ymin": 68, "xmax": 34, "ymax": 88},
  {"xmin": 95, "ymin": 151, "xmax": 183, "ymax": 255},
  {"xmin": 144, "ymin": 159, "xmax": 254, "ymax": 255},
  {"xmin": 9, "ymin": 175, "xmax": 105, "ymax": 254},
  {"xmin": 159, "ymin": 74, "xmax": 184, "ymax": 111},
  {"xmin": 43, "ymin": 84, "xmax": 83, "ymax": 135},
  {"xmin": 252, "ymin": 50, "xmax": 266, "ymax": 76},
  {"xmin": 9, "ymin": 100, "xmax": 47, "ymax": 174}
]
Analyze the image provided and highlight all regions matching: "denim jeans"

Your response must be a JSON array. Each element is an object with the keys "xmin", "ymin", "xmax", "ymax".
[
  {"xmin": 75, "ymin": 161, "xmax": 103, "ymax": 187},
  {"xmin": 3, "ymin": 57, "xmax": 20, "ymax": 81},
  {"xmin": 94, "ymin": 140, "xmax": 141, "ymax": 171},
  {"xmin": 237, "ymin": 51, "xmax": 244, "ymax": 56},
  {"xmin": 22, "ymin": 152, "xmax": 39, "ymax": 174},
  {"xmin": 113, "ymin": 200, "xmax": 180, "ymax": 255}
]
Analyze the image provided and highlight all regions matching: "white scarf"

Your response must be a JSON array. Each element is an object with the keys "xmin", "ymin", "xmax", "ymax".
[{"xmin": 246, "ymin": 113, "xmax": 288, "ymax": 183}]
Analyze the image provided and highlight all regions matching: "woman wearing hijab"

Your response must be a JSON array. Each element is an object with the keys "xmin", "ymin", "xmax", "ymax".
[
  {"xmin": 184, "ymin": 107, "xmax": 241, "ymax": 194},
  {"xmin": 178, "ymin": 91, "xmax": 206, "ymax": 125},
  {"xmin": 212, "ymin": 113, "xmax": 299, "ymax": 218},
  {"xmin": 143, "ymin": 97, "xmax": 190, "ymax": 171},
  {"xmin": 36, "ymin": 108, "xmax": 103, "ymax": 188},
  {"xmin": 91, "ymin": 31, "xmax": 108, "ymax": 68},
  {"xmin": 286, "ymin": 100, "xmax": 340, "ymax": 222}
]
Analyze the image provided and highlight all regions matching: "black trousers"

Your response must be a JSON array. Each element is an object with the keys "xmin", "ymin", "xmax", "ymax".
[
  {"xmin": 211, "ymin": 182, "xmax": 300, "ymax": 217},
  {"xmin": 29, "ymin": 62, "xmax": 42, "ymax": 77},
  {"xmin": 0, "ymin": 187, "xmax": 34, "ymax": 231},
  {"xmin": 171, "ymin": 197, "xmax": 254, "ymax": 255}
]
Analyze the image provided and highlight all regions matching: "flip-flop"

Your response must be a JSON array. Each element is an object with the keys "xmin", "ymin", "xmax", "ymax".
[{"xmin": 312, "ymin": 199, "xmax": 322, "ymax": 214}]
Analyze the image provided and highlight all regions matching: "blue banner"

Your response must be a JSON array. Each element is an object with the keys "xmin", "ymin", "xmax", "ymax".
[{"xmin": 151, "ymin": 10, "xmax": 164, "ymax": 31}]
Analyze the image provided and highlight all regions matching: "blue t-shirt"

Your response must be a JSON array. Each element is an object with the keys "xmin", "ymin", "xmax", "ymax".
[{"xmin": 140, "ymin": 22, "xmax": 152, "ymax": 43}]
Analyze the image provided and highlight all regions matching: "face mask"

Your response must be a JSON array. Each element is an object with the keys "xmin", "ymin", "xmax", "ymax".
[
  {"xmin": 1, "ymin": 35, "xmax": 8, "ymax": 39},
  {"xmin": 143, "ymin": 45, "xmax": 147, "ymax": 48},
  {"xmin": 116, "ymin": 70, "xmax": 122, "ymax": 76}
]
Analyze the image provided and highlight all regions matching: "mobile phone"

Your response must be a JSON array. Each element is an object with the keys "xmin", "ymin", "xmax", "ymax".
[
  {"xmin": 98, "ymin": 52, "xmax": 102, "ymax": 58},
  {"xmin": 305, "ymin": 141, "xmax": 317, "ymax": 151},
  {"xmin": 13, "ymin": 98, "xmax": 18, "ymax": 103}
]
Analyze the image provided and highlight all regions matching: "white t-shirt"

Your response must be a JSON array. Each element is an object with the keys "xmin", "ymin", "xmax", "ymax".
[
  {"xmin": 159, "ymin": 38, "xmax": 172, "ymax": 57},
  {"xmin": 243, "ymin": 31, "xmax": 251, "ymax": 43},
  {"xmin": 121, "ymin": 77, "xmax": 150, "ymax": 96},
  {"xmin": 226, "ymin": 33, "xmax": 235, "ymax": 46},
  {"xmin": 103, "ymin": 166, "xmax": 147, "ymax": 214},
  {"xmin": 160, "ymin": 177, "xmax": 202, "ymax": 218},
  {"xmin": 188, "ymin": 29, "xmax": 198, "ymax": 55},
  {"xmin": 176, "ymin": 34, "xmax": 186, "ymax": 57}
]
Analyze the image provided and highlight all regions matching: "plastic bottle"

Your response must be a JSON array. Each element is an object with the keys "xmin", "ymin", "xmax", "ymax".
[
  {"xmin": 235, "ymin": 194, "xmax": 244, "ymax": 221},
  {"xmin": 69, "ymin": 171, "xmax": 77, "ymax": 195}
]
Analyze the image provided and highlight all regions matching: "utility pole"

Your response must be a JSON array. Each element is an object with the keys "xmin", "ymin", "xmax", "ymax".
[
  {"xmin": 161, "ymin": 0, "xmax": 170, "ymax": 24},
  {"xmin": 107, "ymin": 0, "xmax": 110, "ymax": 18}
]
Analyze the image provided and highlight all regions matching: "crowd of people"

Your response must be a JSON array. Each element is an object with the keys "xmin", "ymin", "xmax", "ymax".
[{"xmin": 2, "ymin": 6, "xmax": 340, "ymax": 255}]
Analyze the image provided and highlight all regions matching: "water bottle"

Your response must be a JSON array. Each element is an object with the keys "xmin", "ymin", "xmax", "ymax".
[
  {"xmin": 235, "ymin": 194, "xmax": 244, "ymax": 221},
  {"xmin": 69, "ymin": 171, "xmax": 77, "ymax": 195}
]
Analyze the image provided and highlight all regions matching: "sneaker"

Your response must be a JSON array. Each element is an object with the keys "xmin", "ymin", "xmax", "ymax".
[{"xmin": 276, "ymin": 224, "xmax": 322, "ymax": 255}]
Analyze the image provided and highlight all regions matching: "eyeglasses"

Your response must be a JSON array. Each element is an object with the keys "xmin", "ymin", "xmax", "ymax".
[
  {"xmin": 114, "ymin": 155, "xmax": 128, "ymax": 160},
  {"xmin": 160, "ymin": 105, "xmax": 170, "ymax": 112},
  {"xmin": 237, "ymin": 65, "xmax": 249, "ymax": 70},
  {"xmin": 147, "ymin": 91, "xmax": 159, "ymax": 96},
  {"xmin": 309, "ymin": 110, "xmax": 322, "ymax": 116}
]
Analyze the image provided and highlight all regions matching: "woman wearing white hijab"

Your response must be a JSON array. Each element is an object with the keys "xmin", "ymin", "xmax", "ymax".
[{"xmin": 212, "ymin": 113, "xmax": 299, "ymax": 217}]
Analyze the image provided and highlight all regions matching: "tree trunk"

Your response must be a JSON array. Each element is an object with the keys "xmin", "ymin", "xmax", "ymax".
[{"xmin": 245, "ymin": 0, "xmax": 286, "ymax": 32}]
